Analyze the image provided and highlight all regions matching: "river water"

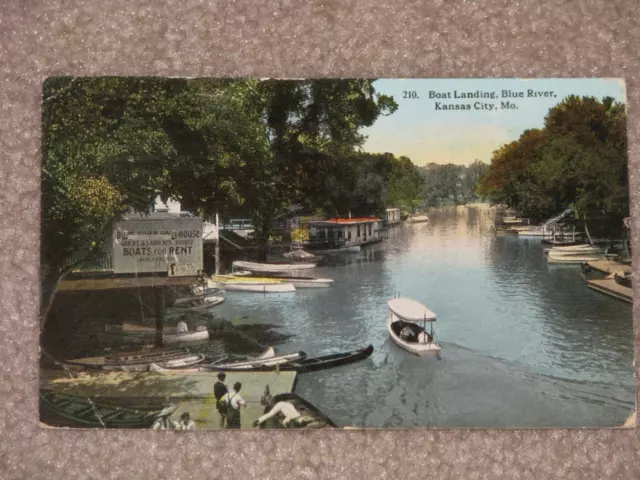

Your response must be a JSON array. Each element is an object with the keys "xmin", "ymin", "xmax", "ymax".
[{"xmin": 215, "ymin": 205, "xmax": 635, "ymax": 428}]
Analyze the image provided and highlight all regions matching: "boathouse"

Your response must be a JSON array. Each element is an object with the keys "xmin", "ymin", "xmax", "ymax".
[
  {"xmin": 308, "ymin": 217, "xmax": 382, "ymax": 250},
  {"xmin": 385, "ymin": 208, "xmax": 401, "ymax": 226}
]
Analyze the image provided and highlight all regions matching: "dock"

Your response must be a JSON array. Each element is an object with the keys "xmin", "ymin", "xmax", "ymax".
[
  {"xmin": 585, "ymin": 260, "xmax": 632, "ymax": 275},
  {"xmin": 587, "ymin": 278, "xmax": 633, "ymax": 304},
  {"xmin": 41, "ymin": 369, "xmax": 297, "ymax": 429}
]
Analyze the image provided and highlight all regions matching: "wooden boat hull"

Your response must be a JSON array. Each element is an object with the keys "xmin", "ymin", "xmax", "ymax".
[
  {"xmin": 229, "ymin": 345, "xmax": 374, "ymax": 373},
  {"xmin": 257, "ymin": 392, "xmax": 338, "ymax": 429},
  {"xmin": 387, "ymin": 315, "xmax": 441, "ymax": 356},
  {"xmin": 407, "ymin": 215, "xmax": 429, "ymax": 224},
  {"xmin": 40, "ymin": 390, "xmax": 177, "ymax": 429}
]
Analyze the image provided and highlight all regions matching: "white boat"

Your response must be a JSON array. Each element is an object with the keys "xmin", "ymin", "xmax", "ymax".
[
  {"xmin": 208, "ymin": 276, "xmax": 296, "ymax": 293},
  {"xmin": 406, "ymin": 214, "xmax": 429, "ymax": 224},
  {"xmin": 232, "ymin": 260, "xmax": 316, "ymax": 275},
  {"xmin": 172, "ymin": 295, "xmax": 225, "ymax": 308},
  {"xmin": 243, "ymin": 273, "xmax": 334, "ymax": 288},
  {"xmin": 547, "ymin": 252, "xmax": 603, "ymax": 264},
  {"xmin": 151, "ymin": 348, "xmax": 303, "ymax": 373},
  {"xmin": 65, "ymin": 350, "xmax": 206, "ymax": 371},
  {"xmin": 545, "ymin": 245, "xmax": 604, "ymax": 256},
  {"xmin": 387, "ymin": 298, "xmax": 441, "ymax": 356}
]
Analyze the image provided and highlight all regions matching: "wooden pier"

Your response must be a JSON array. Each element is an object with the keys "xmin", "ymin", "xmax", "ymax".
[
  {"xmin": 587, "ymin": 278, "xmax": 633, "ymax": 304},
  {"xmin": 585, "ymin": 260, "xmax": 632, "ymax": 275},
  {"xmin": 41, "ymin": 369, "xmax": 297, "ymax": 429}
]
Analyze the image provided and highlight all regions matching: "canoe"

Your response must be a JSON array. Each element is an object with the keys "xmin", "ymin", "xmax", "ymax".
[
  {"xmin": 232, "ymin": 260, "xmax": 317, "ymax": 274},
  {"xmin": 40, "ymin": 390, "xmax": 177, "ymax": 429},
  {"xmin": 65, "ymin": 348, "xmax": 206, "ymax": 371},
  {"xmin": 228, "ymin": 345, "xmax": 374, "ymax": 373},
  {"xmin": 387, "ymin": 298, "xmax": 441, "ymax": 356},
  {"xmin": 102, "ymin": 325, "xmax": 210, "ymax": 344},
  {"xmin": 256, "ymin": 392, "xmax": 337, "ymax": 429}
]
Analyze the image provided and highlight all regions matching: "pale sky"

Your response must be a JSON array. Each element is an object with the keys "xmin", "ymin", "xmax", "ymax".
[{"xmin": 362, "ymin": 78, "xmax": 626, "ymax": 166}]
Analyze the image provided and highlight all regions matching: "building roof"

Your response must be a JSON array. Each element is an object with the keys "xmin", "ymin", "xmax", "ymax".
[{"xmin": 310, "ymin": 217, "xmax": 381, "ymax": 225}]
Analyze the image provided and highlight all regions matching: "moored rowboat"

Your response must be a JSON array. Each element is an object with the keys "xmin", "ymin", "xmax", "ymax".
[
  {"xmin": 209, "ymin": 276, "xmax": 296, "ymax": 293},
  {"xmin": 547, "ymin": 252, "xmax": 603, "ymax": 264},
  {"xmin": 40, "ymin": 390, "xmax": 177, "ymax": 429},
  {"xmin": 152, "ymin": 349, "xmax": 306, "ymax": 373},
  {"xmin": 65, "ymin": 348, "xmax": 206, "ymax": 371}
]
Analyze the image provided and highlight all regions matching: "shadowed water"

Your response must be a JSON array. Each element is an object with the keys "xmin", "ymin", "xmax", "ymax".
[{"xmin": 214, "ymin": 205, "xmax": 635, "ymax": 428}]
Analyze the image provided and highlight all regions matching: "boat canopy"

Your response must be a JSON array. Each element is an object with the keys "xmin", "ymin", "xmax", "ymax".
[
  {"xmin": 387, "ymin": 298, "xmax": 437, "ymax": 322},
  {"xmin": 232, "ymin": 260, "xmax": 316, "ymax": 272}
]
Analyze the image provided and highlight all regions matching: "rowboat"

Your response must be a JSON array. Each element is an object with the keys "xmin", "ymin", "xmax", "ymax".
[
  {"xmin": 547, "ymin": 252, "xmax": 603, "ymax": 264},
  {"xmin": 209, "ymin": 275, "xmax": 296, "ymax": 293},
  {"xmin": 387, "ymin": 297, "xmax": 441, "ymax": 356},
  {"xmin": 242, "ymin": 273, "xmax": 333, "ymax": 288},
  {"xmin": 65, "ymin": 348, "xmax": 206, "ymax": 371},
  {"xmin": 149, "ymin": 346, "xmax": 278, "ymax": 373},
  {"xmin": 232, "ymin": 260, "xmax": 317, "ymax": 275},
  {"xmin": 103, "ymin": 324, "xmax": 210, "ymax": 344},
  {"xmin": 173, "ymin": 290, "xmax": 224, "ymax": 306},
  {"xmin": 255, "ymin": 392, "xmax": 337, "ymax": 429},
  {"xmin": 547, "ymin": 244, "xmax": 603, "ymax": 253},
  {"xmin": 225, "ymin": 345, "xmax": 374, "ymax": 373},
  {"xmin": 151, "ymin": 350, "xmax": 306, "ymax": 373},
  {"xmin": 545, "ymin": 247, "xmax": 604, "ymax": 257},
  {"xmin": 170, "ymin": 295, "xmax": 224, "ymax": 310},
  {"xmin": 40, "ymin": 390, "xmax": 177, "ymax": 429}
]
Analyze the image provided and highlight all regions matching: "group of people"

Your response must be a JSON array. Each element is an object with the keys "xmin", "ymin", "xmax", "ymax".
[
  {"xmin": 151, "ymin": 412, "xmax": 196, "ymax": 431},
  {"xmin": 152, "ymin": 371, "xmax": 315, "ymax": 430}
]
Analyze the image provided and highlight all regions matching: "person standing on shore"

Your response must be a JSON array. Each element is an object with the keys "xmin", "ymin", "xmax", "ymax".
[
  {"xmin": 223, "ymin": 382, "xmax": 247, "ymax": 429},
  {"xmin": 214, "ymin": 372, "xmax": 228, "ymax": 428}
]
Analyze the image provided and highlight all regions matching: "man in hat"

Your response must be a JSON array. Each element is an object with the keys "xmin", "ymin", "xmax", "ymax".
[{"xmin": 213, "ymin": 372, "xmax": 228, "ymax": 428}]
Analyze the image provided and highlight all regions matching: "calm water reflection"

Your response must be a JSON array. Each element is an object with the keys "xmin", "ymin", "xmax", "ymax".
[{"xmin": 216, "ymin": 205, "xmax": 634, "ymax": 428}]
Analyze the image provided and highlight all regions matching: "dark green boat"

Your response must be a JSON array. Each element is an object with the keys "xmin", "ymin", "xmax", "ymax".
[{"xmin": 39, "ymin": 390, "xmax": 177, "ymax": 429}]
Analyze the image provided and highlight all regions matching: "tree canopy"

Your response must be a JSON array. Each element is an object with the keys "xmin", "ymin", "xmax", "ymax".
[{"xmin": 477, "ymin": 96, "xmax": 628, "ymax": 229}]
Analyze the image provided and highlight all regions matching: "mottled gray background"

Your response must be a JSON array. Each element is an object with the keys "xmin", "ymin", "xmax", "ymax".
[{"xmin": 1, "ymin": 0, "xmax": 639, "ymax": 478}]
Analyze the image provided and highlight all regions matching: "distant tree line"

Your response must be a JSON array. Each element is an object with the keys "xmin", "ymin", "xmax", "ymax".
[
  {"xmin": 476, "ymin": 96, "xmax": 628, "ymax": 237},
  {"xmin": 418, "ymin": 160, "xmax": 489, "ymax": 207}
]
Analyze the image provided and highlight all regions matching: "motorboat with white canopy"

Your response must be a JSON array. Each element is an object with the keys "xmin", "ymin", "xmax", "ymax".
[{"xmin": 387, "ymin": 297, "xmax": 441, "ymax": 356}]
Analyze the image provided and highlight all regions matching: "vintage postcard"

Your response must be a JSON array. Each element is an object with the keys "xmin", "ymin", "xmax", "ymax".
[{"xmin": 40, "ymin": 77, "xmax": 634, "ymax": 430}]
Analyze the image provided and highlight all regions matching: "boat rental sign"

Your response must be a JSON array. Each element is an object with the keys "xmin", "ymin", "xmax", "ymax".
[{"xmin": 112, "ymin": 218, "xmax": 203, "ymax": 276}]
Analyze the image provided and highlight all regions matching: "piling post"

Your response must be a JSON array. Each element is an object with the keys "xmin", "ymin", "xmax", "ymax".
[
  {"xmin": 215, "ymin": 212, "xmax": 220, "ymax": 276},
  {"xmin": 154, "ymin": 286, "xmax": 166, "ymax": 348}
]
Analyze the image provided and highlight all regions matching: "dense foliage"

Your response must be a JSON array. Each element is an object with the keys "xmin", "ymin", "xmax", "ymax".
[
  {"xmin": 41, "ymin": 77, "xmax": 403, "ymax": 322},
  {"xmin": 477, "ymin": 96, "xmax": 628, "ymax": 229}
]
